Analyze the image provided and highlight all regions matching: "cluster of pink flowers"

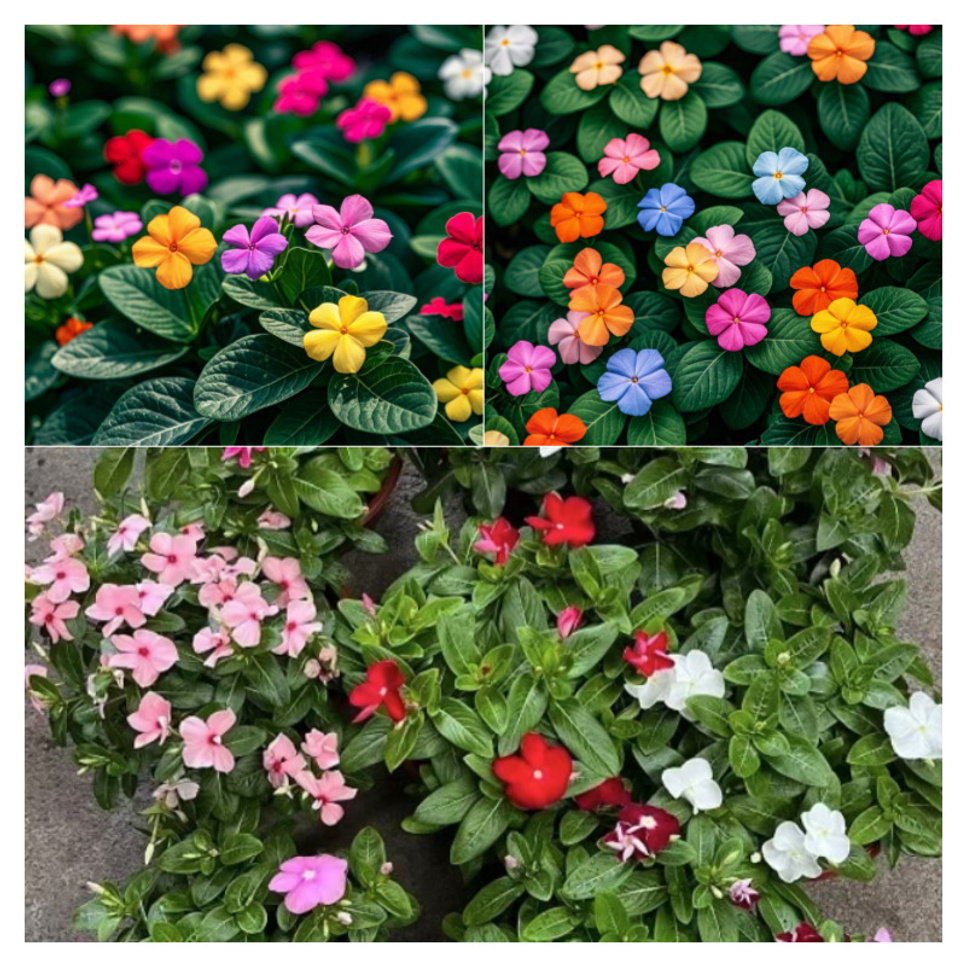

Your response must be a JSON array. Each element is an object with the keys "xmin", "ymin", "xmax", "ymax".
[
  {"xmin": 274, "ymin": 40, "xmax": 355, "ymax": 116},
  {"xmin": 856, "ymin": 180, "xmax": 941, "ymax": 260}
]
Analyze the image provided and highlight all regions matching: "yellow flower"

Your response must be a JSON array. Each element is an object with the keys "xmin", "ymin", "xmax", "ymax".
[
  {"xmin": 810, "ymin": 298, "xmax": 878, "ymax": 356},
  {"xmin": 433, "ymin": 366, "xmax": 484, "ymax": 422},
  {"xmin": 363, "ymin": 72, "xmax": 427, "ymax": 122},
  {"xmin": 197, "ymin": 44, "xmax": 267, "ymax": 110},
  {"xmin": 131, "ymin": 206, "xmax": 217, "ymax": 290},
  {"xmin": 303, "ymin": 295, "xmax": 387, "ymax": 374},
  {"xmin": 662, "ymin": 242, "xmax": 719, "ymax": 298},
  {"xmin": 638, "ymin": 41, "xmax": 703, "ymax": 100}
]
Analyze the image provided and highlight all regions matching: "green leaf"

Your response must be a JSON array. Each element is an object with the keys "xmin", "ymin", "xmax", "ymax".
[
  {"xmin": 463, "ymin": 877, "xmax": 526, "ymax": 926},
  {"xmin": 548, "ymin": 698, "xmax": 621, "ymax": 775},
  {"xmin": 817, "ymin": 84, "xmax": 870, "ymax": 151},
  {"xmin": 219, "ymin": 833, "xmax": 264, "ymax": 866},
  {"xmin": 567, "ymin": 391, "xmax": 626, "ymax": 445},
  {"xmin": 498, "ymin": 674, "xmax": 547, "ymax": 756},
  {"xmin": 749, "ymin": 52, "xmax": 814, "ymax": 105},
  {"xmin": 93, "ymin": 447, "xmax": 135, "ymax": 497},
  {"xmin": 384, "ymin": 118, "xmax": 458, "ymax": 183},
  {"xmin": 51, "ymin": 320, "xmax": 189, "ymax": 379},
  {"xmin": 432, "ymin": 699, "xmax": 494, "ymax": 757},
  {"xmin": 659, "ymin": 91, "xmax": 707, "ymax": 152},
  {"xmin": 504, "ymin": 245, "xmax": 552, "ymax": 298},
  {"xmin": 625, "ymin": 455, "xmax": 688, "ymax": 509},
  {"xmin": 691, "ymin": 142, "xmax": 754, "ymax": 198},
  {"xmin": 541, "ymin": 67, "xmax": 610, "ymax": 115},
  {"xmin": 847, "ymin": 733, "xmax": 897, "ymax": 768},
  {"xmin": 99, "ymin": 265, "xmax": 196, "ymax": 342},
  {"xmin": 863, "ymin": 42, "xmax": 920, "ymax": 92},
  {"xmin": 577, "ymin": 102, "xmax": 628, "ymax": 162},
  {"xmin": 847, "ymin": 341, "xmax": 920, "ymax": 393},
  {"xmin": 765, "ymin": 734, "xmax": 835, "ymax": 787},
  {"xmin": 264, "ymin": 395, "xmax": 340, "ymax": 445},
  {"xmin": 671, "ymin": 342, "xmax": 743, "ymax": 413},
  {"xmin": 692, "ymin": 62, "xmax": 745, "ymax": 108},
  {"xmin": 294, "ymin": 457, "xmax": 365, "ymax": 517},
  {"xmin": 745, "ymin": 109, "xmax": 805, "ymax": 168},
  {"xmin": 860, "ymin": 287, "xmax": 929, "ymax": 336},
  {"xmin": 451, "ymin": 796, "xmax": 514, "ymax": 865},
  {"xmin": 521, "ymin": 907, "xmax": 578, "ymax": 942},
  {"xmin": 488, "ymin": 175, "xmax": 532, "ymax": 226},
  {"xmin": 349, "ymin": 827, "xmax": 387, "ymax": 887},
  {"xmin": 562, "ymin": 852, "xmax": 633, "ymax": 900},
  {"xmin": 527, "ymin": 151, "xmax": 590, "ymax": 206},
  {"xmin": 916, "ymin": 32, "xmax": 942, "ymax": 78},
  {"xmin": 745, "ymin": 308, "xmax": 822, "ymax": 375},
  {"xmin": 609, "ymin": 73, "xmax": 660, "ymax": 127},
  {"xmin": 276, "ymin": 248, "xmax": 331, "ymax": 306},
  {"xmin": 697, "ymin": 902, "xmax": 740, "ymax": 942},
  {"xmin": 485, "ymin": 70, "xmax": 534, "ymax": 116},
  {"xmin": 857, "ymin": 103, "xmax": 929, "ymax": 192},
  {"xmin": 414, "ymin": 777, "xmax": 480, "ymax": 827},
  {"xmin": 625, "ymin": 399, "xmax": 688, "ymax": 445},
  {"xmin": 748, "ymin": 221, "xmax": 817, "ymax": 292},
  {"xmin": 93, "ymin": 377, "xmax": 212, "ymax": 445}
]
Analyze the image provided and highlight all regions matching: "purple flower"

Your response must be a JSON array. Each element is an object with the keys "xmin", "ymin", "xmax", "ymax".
[
  {"xmin": 498, "ymin": 340, "xmax": 556, "ymax": 396},
  {"xmin": 268, "ymin": 854, "xmax": 348, "ymax": 915},
  {"xmin": 497, "ymin": 128, "xmax": 550, "ymax": 179},
  {"xmin": 262, "ymin": 192, "xmax": 320, "ymax": 229},
  {"xmin": 305, "ymin": 194, "xmax": 392, "ymax": 270},
  {"xmin": 62, "ymin": 184, "xmax": 98, "ymax": 209},
  {"xmin": 92, "ymin": 211, "xmax": 143, "ymax": 243},
  {"xmin": 142, "ymin": 138, "xmax": 208, "ymax": 196},
  {"xmin": 221, "ymin": 217, "xmax": 289, "ymax": 280},
  {"xmin": 857, "ymin": 203, "xmax": 917, "ymax": 261},
  {"xmin": 49, "ymin": 78, "xmax": 71, "ymax": 97}
]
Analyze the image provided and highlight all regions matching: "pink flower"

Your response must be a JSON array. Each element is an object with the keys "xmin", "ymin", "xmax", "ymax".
[
  {"xmin": 497, "ymin": 128, "xmax": 550, "ymax": 179},
  {"xmin": 895, "ymin": 25, "xmax": 931, "ymax": 35},
  {"xmin": 499, "ymin": 340, "xmax": 556, "ymax": 396},
  {"xmin": 108, "ymin": 629, "xmax": 178, "ymax": 687},
  {"xmin": 180, "ymin": 709, "xmax": 236, "ymax": 772},
  {"xmin": 474, "ymin": 519, "xmax": 520, "ymax": 565},
  {"xmin": 858, "ymin": 203, "xmax": 917, "ymax": 261},
  {"xmin": 305, "ymin": 194, "xmax": 392, "ymax": 270},
  {"xmin": 63, "ymin": 183, "xmax": 98, "ymax": 209},
  {"xmin": 911, "ymin": 179, "xmax": 941, "ymax": 241},
  {"xmin": 263, "ymin": 734, "xmax": 307, "ymax": 788},
  {"xmin": 302, "ymin": 730, "xmax": 340, "ymax": 770},
  {"xmin": 180, "ymin": 522, "xmax": 206, "ymax": 541},
  {"xmin": 221, "ymin": 582, "xmax": 278, "ymax": 647},
  {"xmin": 85, "ymin": 584, "xmax": 146, "ymax": 637},
  {"xmin": 257, "ymin": 508, "xmax": 292, "ymax": 530},
  {"xmin": 269, "ymin": 855, "xmax": 349, "ymax": 915},
  {"xmin": 705, "ymin": 289, "xmax": 771, "ymax": 352},
  {"xmin": 336, "ymin": 97, "xmax": 392, "ymax": 142},
  {"xmin": 777, "ymin": 189, "xmax": 830, "ymax": 236},
  {"xmin": 779, "ymin": 25, "xmax": 825, "ymax": 55},
  {"xmin": 26, "ymin": 492, "xmax": 64, "ymax": 538},
  {"xmin": 275, "ymin": 599, "xmax": 323, "ymax": 658},
  {"xmin": 598, "ymin": 134, "xmax": 660, "ymax": 185},
  {"xmin": 25, "ymin": 664, "xmax": 49, "ymax": 712},
  {"xmin": 199, "ymin": 576, "xmax": 240, "ymax": 610},
  {"xmin": 691, "ymin": 225, "xmax": 756, "ymax": 288},
  {"xmin": 420, "ymin": 297, "xmax": 464, "ymax": 321},
  {"xmin": 127, "ymin": 692, "xmax": 172, "ymax": 749},
  {"xmin": 296, "ymin": 769, "xmax": 357, "ymax": 825},
  {"xmin": 141, "ymin": 532, "xmax": 199, "ymax": 587},
  {"xmin": 872, "ymin": 928, "xmax": 894, "ymax": 942},
  {"xmin": 47, "ymin": 533, "xmax": 84, "ymax": 560},
  {"xmin": 292, "ymin": 41, "xmax": 356, "ymax": 82},
  {"xmin": 729, "ymin": 878, "xmax": 760, "ymax": 911},
  {"xmin": 192, "ymin": 627, "xmax": 233, "ymax": 667},
  {"xmin": 665, "ymin": 491, "xmax": 688, "ymax": 510},
  {"xmin": 262, "ymin": 556, "xmax": 310, "ymax": 606},
  {"xmin": 262, "ymin": 192, "xmax": 320, "ymax": 229},
  {"xmin": 136, "ymin": 580, "xmax": 173, "ymax": 616},
  {"xmin": 557, "ymin": 606, "xmax": 583, "ymax": 640},
  {"xmin": 222, "ymin": 446, "xmax": 265, "ymax": 469},
  {"xmin": 274, "ymin": 70, "xmax": 328, "ymax": 116},
  {"xmin": 361, "ymin": 593, "xmax": 377, "ymax": 617},
  {"xmin": 107, "ymin": 514, "xmax": 151, "ymax": 555},
  {"xmin": 30, "ymin": 556, "xmax": 89, "ymax": 603},
  {"xmin": 547, "ymin": 311, "xmax": 603, "ymax": 365}
]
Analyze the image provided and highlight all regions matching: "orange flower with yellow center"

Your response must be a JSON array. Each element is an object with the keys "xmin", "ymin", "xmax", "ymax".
[
  {"xmin": 571, "ymin": 285, "xmax": 634, "ymax": 346},
  {"xmin": 807, "ymin": 25, "xmax": 875, "ymax": 85},
  {"xmin": 829, "ymin": 384, "xmax": 892, "ymax": 446},
  {"xmin": 363, "ymin": 72, "xmax": 427, "ymax": 122},
  {"xmin": 131, "ymin": 206, "xmax": 217, "ymax": 290},
  {"xmin": 662, "ymin": 242, "xmax": 719, "ymax": 298},
  {"xmin": 810, "ymin": 298, "xmax": 877, "ymax": 356},
  {"xmin": 790, "ymin": 259, "xmax": 858, "ymax": 316},
  {"xmin": 777, "ymin": 356, "xmax": 850, "ymax": 425},
  {"xmin": 563, "ymin": 247, "xmax": 626, "ymax": 296},
  {"xmin": 523, "ymin": 408, "xmax": 587, "ymax": 447},
  {"xmin": 550, "ymin": 192, "xmax": 607, "ymax": 244}
]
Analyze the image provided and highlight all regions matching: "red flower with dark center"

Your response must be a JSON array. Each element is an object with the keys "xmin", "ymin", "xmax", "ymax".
[
  {"xmin": 776, "ymin": 923, "xmax": 825, "ymax": 943},
  {"xmin": 437, "ymin": 212, "xmax": 483, "ymax": 285},
  {"xmin": 420, "ymin": 296, "xmax": 464, "ymax": 321},
  {"xmin": 104, "ymin": 130, "xmax": 155, "ymax": 185},
  {"xmin": 474, "ymin": 518, "xmax": 520, "ymax": 565},
  {"xmin": 622, "ymin": 630, "xmax": 673, "ymax": 677},
  {"xmin": 574, "ymin": 776, "xmax": 632, "ymax": 812},
  {"xmin": 525, "ymin": 493, "xmax": 595, "ymax": 548},
  {"xmin": 492, "ymin": 732, "xmax": 573, "ymax": 810},
  {"xmin": 348, "ymin": 659, "xmax": 406, "ymax": 723},
  {"xmin": 603, "ymin": 804, "xmax": 680, "ymax": 862}
]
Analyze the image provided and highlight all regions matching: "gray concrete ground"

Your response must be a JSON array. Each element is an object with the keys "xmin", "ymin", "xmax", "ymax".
[{"xmin": 25, "ymin": 448, "xmax": 942, "ymax": 942}]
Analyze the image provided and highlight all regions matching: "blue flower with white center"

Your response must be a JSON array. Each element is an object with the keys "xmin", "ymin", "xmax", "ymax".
[
  {"xmin": 597, "ymin": 348, "xmax": 672, "ymax": 416},
  {"xmin": 751, "ymin": 147, "xmax": 809, "ymax": 205},
  {"xmin": 637, "ymin": 183, "xmax": 695, "ymax": 236}
]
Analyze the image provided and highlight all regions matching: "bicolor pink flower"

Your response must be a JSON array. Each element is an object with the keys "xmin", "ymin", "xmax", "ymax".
[
  {"xmin": 262, "ymin": 192, "xmax": 320, "ymax": 229},
  {"xmin": 705, "ymin": 289, "xmax": 771, "ymax": 352},
  {"xmin": 46, "ymin": 533, "xmax": 84, "ymax": 560},
  {"xmin": 108, "ymin": 629, "xmax": 178, "ymax": 687},
  {"xmin": 361, "ymin": 593, "xmax": 377, "ymax": 617},
  {"xmin": 302, "ymin": 730, "xmax": 340, "ymax": 771},
  {"xmin": 221, "ymin": 581, "xmax": 278, "ymax": 647},
  {"xmin": 180, "ymin": 709, "xmax": 236, "ymax": 773},
  {"xmin": 474, "ymin": 518, "xmax": 520, "ymax": 566},
  {"xmin": 85, "ymin": 584, "xmax": 146, "ymax": 637},
  {"xmin": 779, "ymin": 25, "xmax": 825, "ymax": 55},
  {"xmin": 192, "ymin": 627, "xmax": 233, "ymax": 667},
  {"xmin": 293, "ymin": 41, "xmax": 356, "ymax": 82},
  {"xmin": 305, "ymin": 194, "xmax": 392, "ymax": 270},
  {"xmin": 557, "ymin": 606, "xmax": 583, "ymax": 639},
  {"xmin": 26, "ymin": 491, "xmax": 64, "ymax": 538},
  {"xmin": 269, "ymin": 855, "xmax": 349, "ymax": 915},
  {"xmin": 263, "ymin": 734, "xmax": 307, "ymax": 788},
  {"xmin": 665, "ymin": 491, "xmax": 688, "ymax": 510},
  {"xmin": 275, "ymin": 599, "xmax": 323, "ymax": 658},
  {"xmin": 127, "ymin": 692, "xmax": 172, "ymax": 749},
  {"xmin": 777, "ymin": 189, "xmax": 830, "ymax": 236},
  {"xmin": 262, "ymin": 556, "xmax": 310, "ymax": 606},
  {"xmin": 547, "ymin": 311, "xmax": 602, "ymax": 365},
  {"xmin": 258, "ymin": 508, "xmax": 291, "ymax": 530},
  {"xmin": 730, "ymin": 878, "xmax": 760, "ymax": 911},
  {"xmin": 136, "ymin": 580, "xmax": 173, "ymax": 617},
  {"xmin": 25, "ymin": 664, "xmax": 49, "ymax": 712},
  {"xmin": 497, "ymin": 128, "xmax": 550, "ymax": 179},
  {"xmin": 29, "ymin": 595, "xmax": 78, "ymax": 643},
  {"xmin": 222, "ymin": 446, "xmax": 265, "ymax": 469},
  {"xmin": 857, "ymin": 203, "xmax": 917, "ymax": 261},
  {"xmin": 107, "ymin": 514, "xmax": 151, "ymax": 555},
  {"xmin": 499, "ymin": 340, "xmax": 556, "ymax": 396},
  {"xmin": 296, "ymin": 769, "xmax": 357, "ymax": 825},
  {"xmin": 30, "ymin": 556, "xmax": 89, "ymax": 603},
  {"xmin": 141, "ymin": 532, "xmax": 199, "ymax": 587},
  {"xmin": 598, "ymin": 134, "xmax": 660, "ymax": 185},
  {"xmin": 691, "ymin": 225, "xmax": 756, "ymax": 288},
  {"xmin": 911, "ymin": 179, "xmax": 941, "ymax": 241}
]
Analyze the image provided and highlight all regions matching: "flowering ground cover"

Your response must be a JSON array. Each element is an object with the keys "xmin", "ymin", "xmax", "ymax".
[
  {"xmin": 483, "ymin": 25, "xmax": 942, "ymax": 446},
  {"xmin": 25, "ymin": 26, "xmax": 485, "ymax": 446}
]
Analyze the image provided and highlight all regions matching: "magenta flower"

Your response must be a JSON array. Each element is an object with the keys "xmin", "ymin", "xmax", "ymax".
[
  {"xmin": 276, "ymin": 600, "xmax": 323, "ymax": 658},
  {"xmin": 192, "ymin": 627, "xmax": 233, "ymax": 668},
  {"xmin": 306, "ymin": 194, "xmax": 392, "ymax": 270},
  {"xmin": 222, "ymin": 582, "xmax": 278, "ymax": 647},
  {"xmin": 691, "ymin": 225, "xmax": 756, "ymax": 288},
  {"xmin": 598, "ymin": 134, "xmax": 661, "ymax": 185},
  {"xmin": 296, "ymin": 769, "xmax": 358, "ymax": 825},
  {"xmin": 547, "ymin": 311, "xmax": 603, "ymax": 365},
  {"xmin": 62, "ymin": 183, "xmax": 98, "ymax": 209},
  {"xmin": 263, "ymin": 734, "xmax": 307, "ymax": 789},
  {"xmin": 293, "ymin": 41, "xmax": 356, "ymax": 82},
  {"xmin": 222, "ymin": 446, "xmax": 265, "ymax": 469},
  {"xmin": 30, "ymin": 556, "xmax": 89, "ymax": 603},
  {"xmin": 142, "ymin": 138, "xmax": 208, "ymax": 196},
  {"xmin": 85, "ymin": 583, "xmax": 146, "ymax": 637},
  {"xmin": 92, "ymin": 211, "xmax": 143, "ymax": 243},
  {"xmin": 777, "ymin": 189, "xmax": 830, "ymax": 236},
  {"xmin": 262, "ymin": 556, "xmax": 310, "ymax": 606},
  {"xmin": 273, "ymin": 70, "xmax": 328, "ymax": 116},
  {"xmin": 141, "ymin": 532, "xmax": 199, "ymax": 587},
  {"xmin": 895, "ymin": 25, "xmax": 931, "ymax": 35},
  {"xmin": 269, "ymin": 855, "xmax": 349, "ymax": 915},
  {"xmin": 136, "ymin": 580, "xmax": 173, "ymax": 616},
  {"xmin": 29, "ymin": 594, "xmax": 79, "ymax": 643},
  {"xmin": 911, "ymin": 179, "xmax": 942, "ymax": 241},
  {"xmin": 262, "ymin": 192, "xmax": 320, "ymax": 229},
  {"xmin": 705, "ymin": 289, "xmax": 771, "ymax": 352},
  {"xmin": 221, "ymin": 216, "xmax": 289, "ymax": 280},
  {"xmin": 557, "ymin": 606, "xmax": 583, "ymax": 640},
  {"xmin": 779, "ymin": 25, "xmax": 825, "ymax": 55},
  {"xmin": 180, "ymin": 709, "xmax": 236, "ymax": 772},
  {"xmin": 499, "ymin": 340, "xmax": 556, "ymax": 396},
  {"xmin": 497, "ymin": 128, "xmax": 550, "ymax": 179},
  {"xmin": 107, "ymin": 513, "xmax": 151, "ymax": 555},
  {"xmin": 108, "ymin": 629, "xmax": 178, "ymax": 687},
  {"xmin": 336, "ymin": 97, "xmax": 392, "ymax": 143},
  {"xmin": 49, "ymin": 78, "xmax": 71, "ymax": 97},
  {"xmin": 127, "ymin": 692, "xmax": 172, "ymax": 749},
  {"xmin": 302, "ymin": 730, "xmax": 340, "ymax": 770},
  {"xmin": 857, "ymin": 203, "xmax": 917, "ymax": 261}
]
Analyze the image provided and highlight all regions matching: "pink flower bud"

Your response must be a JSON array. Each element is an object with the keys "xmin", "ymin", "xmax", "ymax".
[{"xmin": 557, "ymin": 606, "xmax": 583, "ymax": 640}]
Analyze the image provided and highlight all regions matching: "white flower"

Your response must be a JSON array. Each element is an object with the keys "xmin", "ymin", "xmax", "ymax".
[
  {"xmin": 539, "ymin": 445, "xmax": 564, "ymax": 457},
  {"xmin": 911, "ymin": 377, "xmax": 942, "ymax": 442},
  {"xmin": 666, "ymin": 651, "xmax": 725, "ymax": 712},
  {"xmin": 762, "ymin": 821, "xmax": 822, "ymax": 883},
  {"xmin": 661, "ymin": 757, "xmax": 722, "ymax": 812},
  {"xmin": 439, "ymin": 47, "xmax": 490, "ymax": 99},
  {"xmin": 801, "ymin": 803, "xmax": 851, "ymax": 864},
  {"xmin": 625, "ymin": 665, "xmax": 675, "ymax": 709},
  {"xmin": 24, "ymin": 224, "xmax": 84, "ymax": 299},
  {"xmin": 884, "ymin": 691, "xmax": 942, "ymax": 760},
  {"xmin": 484, "ymin": 25, "xmax": 538, "ymax": 76}
]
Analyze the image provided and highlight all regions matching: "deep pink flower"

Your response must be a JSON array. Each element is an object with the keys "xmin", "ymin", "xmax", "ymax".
[
  {"xmin": 221, "ymin": 582, "xmax": 278, "ymax": 647},
  {"xmin": 779, "ymin": 25, "xmax": 825, "ymax": 55},
  {"xmin": 142, "ymin": 138, "xmax": 207, "ymax": 196},
  {"xmin": 192, "ymin": 627, "xmax": 233, "ymax": 668},
  {"xmin": 274, "ymin": 70, "xmax": 328, "ymax": 116},
  {"xmin": 127, "ymin": 692, "xmax": 172, "ymax": 749},
  {"xmin": 269, "ymin": 855, "xmax": 349, "ymax": 915},
  {"xmin": 107, "ymin": 513, "xmax": 151, "ymax": 555},
  {"xmin": 777, "ymin": 189, "xmax": 830, "ymax": 236},
  {"xmin": 30, "ymin": 556, "xmax": 89, "ymax": 603},
  {"xmin": 85, "ymin": 584, "xmax": 146, "ymax": 637},
  {"xmin": 499, "ymin": 340, "xmax": 556, "ymax": 396},
  {"xmin": 911, "ymin": 179, "xmax": 942, "ymax": 241},
  {"xmin": 691, "ymin": 225, "xmax": 756, "ymax": 288},
  {"xmin": 858, "ymin": 203, "xmax": 917, "ymax": 261},
  {"xmin": 475, "ymin": 518, "xmax": 520, "ymax": 565},
  {"xmin": 420, "ymin": 297, "xmax": 464, "ymax": 321},
  {"xmin": 108, "ymin": 629, "xmax": 178, "ymax": 687},
  {"xmin": 557, "ymin": 606, "xmax": 583, "ymax": 639},
  {"xmin": 306, "ymin": 194, "xmax": 392, "ymax": 270},
  {"xmin": 292, "ymin": 41, "xmax": 356, "ymax": 82},
  {"xmin": 262, "ymin": 192, "xmax": 320, "ymax": 229},
  {"xmin": 141, "ymin": 532, "xmax": 199, "ymax": 587},
  {"xmin": 437, "ymin": 212, "xmax": 483, "ymax": 284},
  {"xmin": 336, "ymin": 97, "xmax": 392, "ymax": 142},
  {"xmin": 498, "ymin": 128, "xmax": 550, "ymax": 179},
  {"xmin": 296, "ymin": 769, "xmax": 358, "ymax": 825},
  {"xmin": 49, "ymin": 78, "xmax": 71, "ymax": 96},
  {"xmin": 302, "ymin": 730, "xmax": 340, "ymax": 771},
  {"xmin": 598, "ymin": 134, "xmax": 660, "ymax": 185},
  {"xmin": 222, "ymin": 446, "xmax": 265, "ymax": 469},
  {"xmin": 895, "ymin": 25, "xmax": 932, "ymax": 35},
  {"xmin": 136, "ymin": 580, "xmax": 173, "ymax": 616},
  {"xmin": 275, "ymin": 599, "xmax": 323, "ymax": 658},
  {"xmin": 25, "ymin": 664, "xmax": 49, "ymax": 711},
  {"xmin": 29, "ymin": 595, "xmax": 78, "ymax": 643},
  {"xmin": 262, "ymin": 556, "xmax": 310, "ymax": 606},
  {"xmin": 547, "ymin": 311, "xmax": 602, "ymax": 365},
  {"xmin": 705, "ymin": 289, "xmax": 771, "ymax": 352},
  {"xmin": 180, "ymin": 709, "xmax": 236, "ymax": 772},
  {"xmin": 623, "ymin": 629, "xmax": 673, "ymax": 676},
  {"xmin": 263, "ymin": 734, "xmax": 307, "ymax": 788}
]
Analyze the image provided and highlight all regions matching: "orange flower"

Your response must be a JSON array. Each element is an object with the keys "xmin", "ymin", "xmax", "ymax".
[
  {"xmin": 563, "ymin": 247, "xmax": 625, "ymax": 295},
  {"xmin": 363, "ymin": 72, "xmax": 427, "ymax": 122},
  {"xmin": 24, "ymin": 175, "xmax": 83, "ymax": 231},
  {"xmin": 789, "ymin": 259, "xmax": 859, "ymax": 317},
  {"xmin": 777, "ymin": 356, "xmax": 850, "ymax": 425},
  {"xmin": 550, "ymin": 192, "xmax": 606, "ymax": 243},
  {"xmin": 112, "ymin": 25, "xmax": 182, "ymax": 54},
  {"xmin": 132, "ymin": 205, "xmax": 217, "ymax": 290},
  {"xmin": 523, "ymin": 408, "xmax": 587, "ymax": 447},
  {"xmin": 807, "ymin": 25, "xmax": 875, "ymax": 85},
  {"xmin": 829, "ymin": 384, "xmax": 892, "ymax": 445},
  {"xmin": 571, "ymin": 285, "xmax": 634, "ymax": 346},
  {"xmin": 55, "ymin": 317, "xmax": 94, "ymax": 346}
]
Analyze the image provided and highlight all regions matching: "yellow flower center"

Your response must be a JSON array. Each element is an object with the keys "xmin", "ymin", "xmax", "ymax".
[
  {"xmin": 820, "ymin": 285, "xmax": 826, "ymax": 292},
  {"xmin": 461, "ymin": 387, "xmax": 470, "ymax": 395},
  {"xmin": 660, "ymin": 206, "xmax": 667, "ymax": 212},
  {"xmin": 33, "ymin": 253, "xmax": 44, "ymax": 264},
  {"xmin": 808, "ymin": 387, "xmax": 815, "ymax": 394},
  {"xmin": 883, "ymin": 228, "xmax": 890, "ymax": 235},
  {"xmin": 774, "ymin": 172, "xmax": 783, "ymax": 180},
  {"xmin": 661, "ymin": 64, "xmax": 674, "ymax": 75},
  {"xmin": 461, "ymin": 69, "xmax": 472, "ymax": 78},
  {"xmin": 524, "ymin": 366, "xmax": 532, "ymax": 373},
  {"xmin": 340, "ymin": 325, "xmax": 349, "ymax": 334},
  {"xmin": 714, "ymin": 250, "xmax": 722, "ymax": 258},
  {"xmin": 622, "ymin": 156, "xmax": 630, "ymax": 163},
  {"xmin": 732, "ymin": 317, "xmax": 741, "ymax": 325},
  {"xmin": 519, "ymin": 149, "xmax": 527, "ymax": 156},
  {"xmin": 840, "ymin": 320, "xmax": 848, "ymax": 328},
  {"xmin": 501, "ymin": 38, "xmax": 510, "ymax": 46},
  {"xmin": 595, "ymin": 61, "xmax": 604, "ymax": 70}
]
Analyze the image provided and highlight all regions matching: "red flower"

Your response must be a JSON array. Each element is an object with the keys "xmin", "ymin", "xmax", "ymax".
[
  {"xmin": 420, "ymin": 296, "xmax": 464, "ymax": 321},
  {"xmin": 492, "ymin": 732, "xmax": 573, "ymax": 810},
  {"xmin": 474, "ymin": 518, "xmax": 520, "ymax": 565},
  {"xmin": 437, "ymin": 212, "xmax": 483, "ymax": 285},
  {"xmin": 776, "ymin": 923, "xmax": 825, "ymax": 943},
  {"xmin": 575, "ymin": 777, "xmax": 632, "ymax": 812},
  {"xmin": 348, "ymin": 660, "xmax": 406, "ymax": 723},
  {"xmin": 603, "ymin": 804, "xmax": 680, "ymax": 862},
  {"xmin": 623, "ymin": 630, "xmax": 673, "ymax": 677},
  {"xmin": 104, "ymin": 130, "xmax": 155, "ymax": 185},
  {"xmin": 525, "ymin": 493, "xmax": 595, "ymax": 548}
]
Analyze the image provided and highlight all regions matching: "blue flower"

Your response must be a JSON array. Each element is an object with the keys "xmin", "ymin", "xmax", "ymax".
[
  {"xmin": 597, "ymin": 348, "xmax": 672, "ymax": 416},
  {"xmin": 637, "ymin": 183, "xmax": 695, "ymax": 236},
  {"xmin": 752, "ymin": 147, "xmax": 809, "ymax": 205}
]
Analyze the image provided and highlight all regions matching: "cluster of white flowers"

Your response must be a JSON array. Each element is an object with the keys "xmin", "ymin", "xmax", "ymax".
[
  {"xmin": 763, "ymin": 803, "xmax": 851, "ymax": 883},
  {"xmin": 625, "ymin": 650, "xmax": 725, "ymax": 716}
]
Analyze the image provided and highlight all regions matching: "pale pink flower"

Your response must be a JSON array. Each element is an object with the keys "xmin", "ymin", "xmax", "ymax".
[
  {"xmin": 85, "ymin": 584, "xmax": 146, "ymax": 636},
  {"xmin": 25, "ymin": 664, "xmax": 49, "ymax": 711},
  {"xmin": 108, "ymin": 629, "xmax": 178, "ymax": 687},
  {"xmin": 304, "ymin": 658, "xmax": 322, "ymax": 679},
  {"xmin": 190, "ymin": 553, "xmax": 232, "ymax": 585},
  {"xmin": 302, "ymin": 729, "xmax": 340, "ymax": 770},
  {"xmin": 296, "ymin": 769, "xmax": 357, "ymax": 825},
  {"xmin": 361, "ymin": 593, "xmax": 377, "ymax": 617},
  {"xmin": 30, "ymin": 594, "xmax": 79, "ymax": 642},
  {"xmin": 199, "ymin": 576, "xmax": 240, "ymax": 610},
  {"xmin": 263, "ymin": 734, "xmax": 307, "ymax": 788},
  {"xmin": 180, "ymin": 710, "xmax": 236, "ymax": 773},
  {"xmin": 275, "ymin": 599, "xmax": 323, "ymax": 658},
  {"xmin": 47, "ymin": 533, "xmax": 84, "ymax": 560},
  {"xmin": 153, "ymin": 778, "xmax": 199, "ymax": 810},
  {"xmin": 258, "ymin": 509, "xmax": 291, "ymax": 530},
  {"xmin": 26, "ymin": 492, "xmax": 64, "ymax": 538},
  {"xmin": 598, "ymin": 134, "xmax": 660, "ymax": 185},
  {"xmin": 262, "ymin": 556, "xmax": 310, "ymax": 606},
  {"xmin": 136, "ymin": 580, "xmax": 173, "ymax": 616},
  {"xmin": 180, "ymin": 522, "xmax": 206, "ymax": 541},
  {"xmin": 547, "ymin": 311, "xmax": 603, "ymax": 365},
  {"xmin": 664, "ymin": 491, "xmax": 688, "ymax": 510},
  {"xmin": 557, "ymin": 606, "xmax": 583, "ymax": 640},
  {"xmin": 141, "ymin": 533, "xmax": 199, "ymax": 587},
  {"xmin": 30, "ymin": 556, "xmax": 89, "ymax": 603},
  {"xmin": 777, "ymin": 189, "xmax": 830, "ymax": 236},
  {"xmin": 305, "ymin": 195, "xmax": 392, "ymax": 270},
  {"xmin": 221, "ymin": 582, "xmax": 278, "ymax": 647},
  {"xmin": 127, "ymin": 691, "xmax": 172, "ymax": 748},
  {"xmin": 872, "ymin": 929, "xmax": 894, "ymax": 942},
  {"xmin": 317, "ymin": 646, "xmax": 339, "ymax": 682},
  {"xmin": 691, "ymin": 225, "xmax": 756, "ymax": 288},
  {"xmin": 192, "ymin": 627, "xmax": 234, "ymax": 667},
  {"xmin": 107, "ymin": 514, "xmax": 151, "ymax": 555}
]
